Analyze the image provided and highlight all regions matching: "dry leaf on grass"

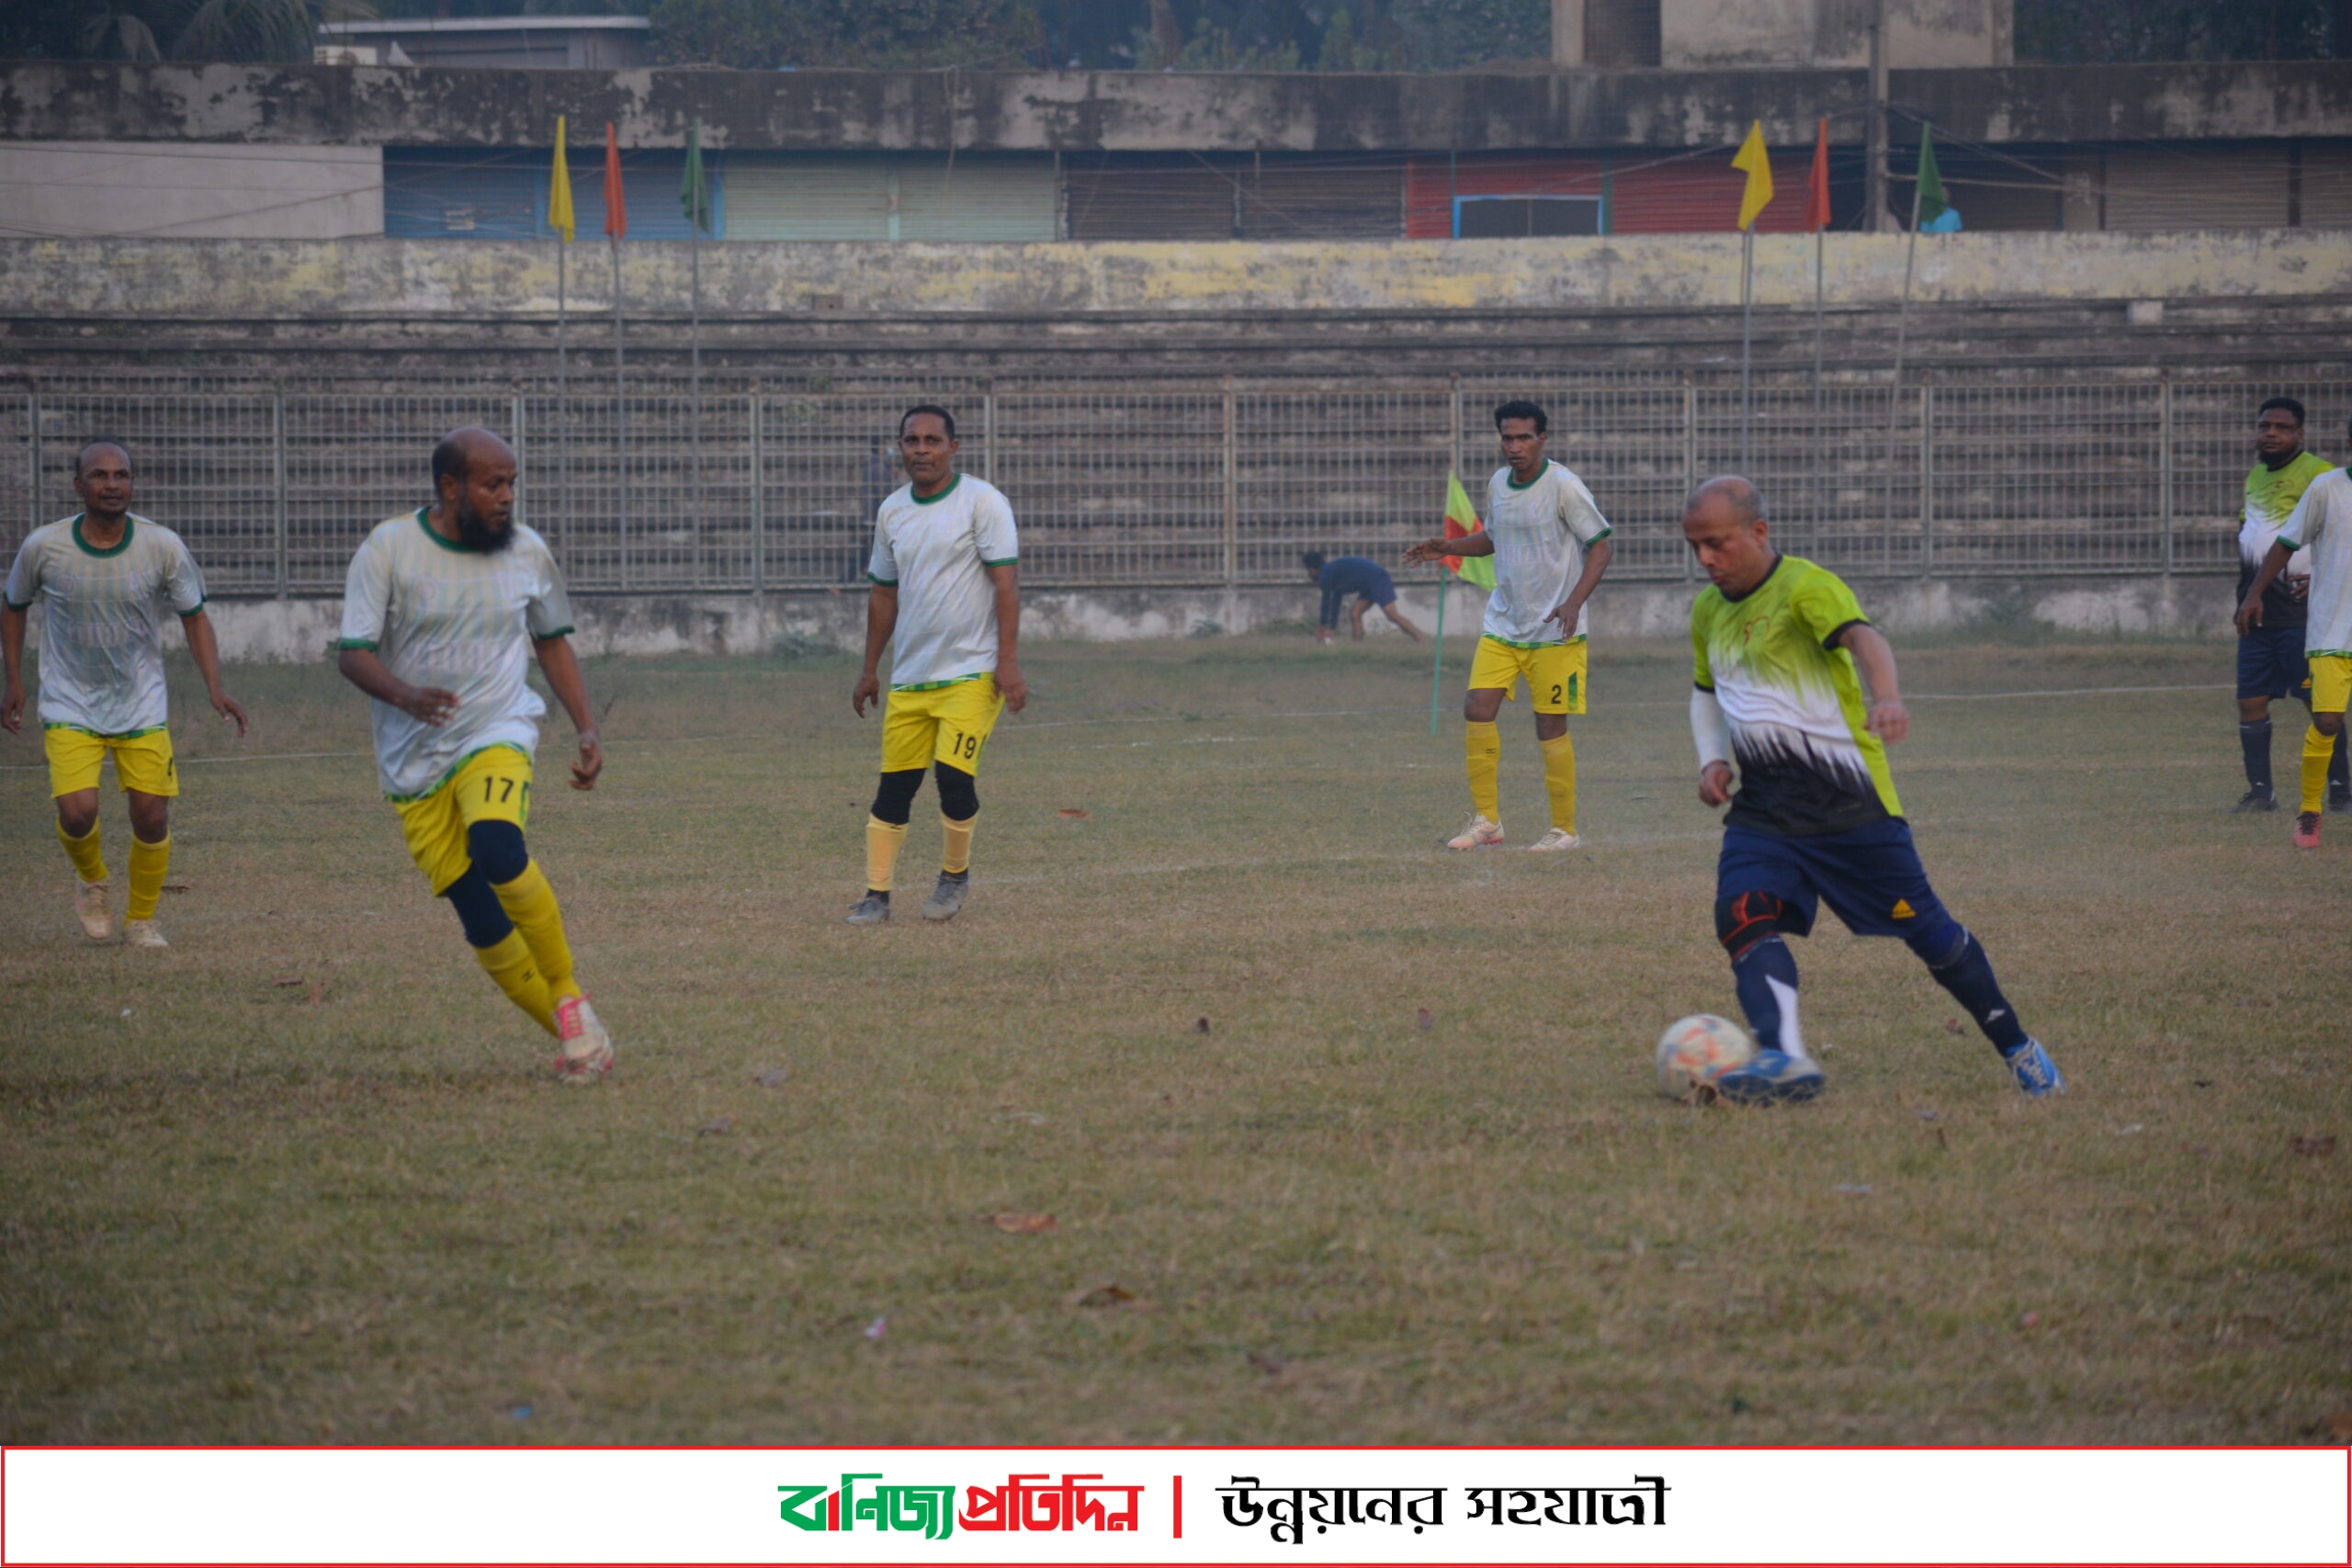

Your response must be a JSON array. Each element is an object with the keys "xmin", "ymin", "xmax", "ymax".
[
  {"xmin": 1057, "ymin": 807, "xmax": 1090, "ymax": 819},
  {"xmin": 990, "ymin": 1213, "xmax": 1057, "ymax": 1235},
  {"xmin": 1193, "ymin": 1016, "xmax": 1212, "ymax": 1035},
  {"xmin": 1067, "ymin": 1281, "xmax": 1136, "ymax": 1309},
  {"xmin": 162, "ymin": 883, "xmax": 190, "ymax": 894},
  {"xmin": 2292, "ymin": 1134, "xmax": 2336, "ymax": 1157},
  {"xmin": 1942, "ymin": 1018, "xmax": 1964, "ymax": 1034},
  {"xmin": 752, "ymin": 1068, "xmax": 790, "ymax": 1089},
  {"xmin": 1416, "ymin": 1008, "xmax": 1433, "ymax": 1031},
  {"xmin": 272, "ymin": 977, "xmax": 304, "ymax": 987},
  {"xmin": 307, "ymin": 982, "xmax": 324, "ymax": 1006},
  {"xmin": 1933, "ymin": 1127, "xmax": 1949, "ymax": 1151},
  {"xmin": 1246, "ymin": 1351, "xmax": 1287, "ymax": 1377},
  {"xmin": 696, "ymin": 1117, "xmax": 733, "ymax": 1137},
  {"xmin": 2329, "ymin": 1408, "xmax": 2352, "ymax": 1442}
]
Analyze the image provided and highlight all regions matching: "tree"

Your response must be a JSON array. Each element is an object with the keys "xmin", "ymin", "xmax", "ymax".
[
  {"xmin": 11, "ymin": 0, "xmax": 377, "ymax": 61},
  {"xmin": 648, "ymin": 0, "xmax": 1042, "ymax": 69},
  {"xmin": 2016, "ymin": 0, "xmax": 2341, "ymax": 62}
]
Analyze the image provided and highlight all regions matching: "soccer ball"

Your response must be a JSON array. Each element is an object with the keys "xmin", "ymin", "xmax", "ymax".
[{"xmin": 1655, "ymin": 1014, "xmax": 1755, "ymax": 1099}]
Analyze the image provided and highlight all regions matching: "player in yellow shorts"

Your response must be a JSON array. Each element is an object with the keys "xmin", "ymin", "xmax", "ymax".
[
  {"xmin": 1406, "ymin": 400, "xmax": 1613, "ymax": 852},
  {"xmin": 396, "ymin": 745, "xmax": 537, "ymax": 898},
  {"xmin": 849, "ymin": 405, "xmax": 1026, "ymax": 924},
  {"xmin": 5, "ymin": 438, "xmax": 248, "ymax": 948}
]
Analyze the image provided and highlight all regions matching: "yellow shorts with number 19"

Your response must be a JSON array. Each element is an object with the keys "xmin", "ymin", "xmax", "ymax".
[
  {"xmin": 1468, "ymin": 636, "xmax": 1589, "ymax": 715},
  {"xmin": 882, "ymin": 674, "xmax": 1004, "ymax": 775},
  {"xmin": 394, "ymin": 744, "xmax": 534, "ymax": 896}
]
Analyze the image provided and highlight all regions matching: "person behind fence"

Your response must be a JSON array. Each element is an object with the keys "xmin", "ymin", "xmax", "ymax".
[
  {"xmin": 1402, "ymin": 399, "xmax": 1613, "ymax": 854},
  {"xmin": 2229, "ymin": 395, "xmax": 2347, "ymax": 814},
  {"xmin": 847, "ymin": 404, "xmax": 1027, "ymax": 926},
  {"xmin": 1682, "ymin": 475, "xmax": 2064, "ymax": 1103},
  {"xmin": 1302, "ymin": 551, "xmax": 1424, "ymax": 644},
  {"xmin": 3, "ymin": 438, "xmax": 250, "ymax": 949},
  {"xmin": 334, "ymin": 426, "xmax": 616, "ymax": 1083}
]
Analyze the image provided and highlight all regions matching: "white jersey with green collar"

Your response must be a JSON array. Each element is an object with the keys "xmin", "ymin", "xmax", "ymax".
[
  {"xmin": 337, "ymin": 508, "xmax": 575, "ymax": 800},
  {"xmin": 4, "ymin": 513, "xmax": 206, "ymax": 736},
  {"xmin": 2278, "ymin": 468, "xmax": 2352, "ymax": 657},
  {"xmin": 866, "ymin": 472, "xmax": 1019, "ymax": 690},
  {"xmin": 1481, "ymin": 459, "xmax": 1612, "ymax": 645}
]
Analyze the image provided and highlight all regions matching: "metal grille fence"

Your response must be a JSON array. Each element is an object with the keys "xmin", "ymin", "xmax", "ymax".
[{"xmin": 7, "ymin": 374, "xmax": 2341, "ymax": 594}]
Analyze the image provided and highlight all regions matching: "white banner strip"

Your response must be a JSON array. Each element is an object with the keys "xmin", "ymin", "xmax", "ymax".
[{"xmin": 4, "ymin": 1447, "xmax": 2344, "ymax": 1566}]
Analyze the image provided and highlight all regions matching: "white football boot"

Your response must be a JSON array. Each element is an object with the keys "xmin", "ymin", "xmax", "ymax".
[
  {"xmin": 74, "ymin": 879, "xmax": 112, "ymax": 941},
  {"xmin": 1446, "ymin": 814, "xmax": 1505, "ymax": 851},
  {"xmin": 553, "ymin": 995, "xmax": 615, "ymax": 1084},
  {"xmin": 122, "ymin": 919, "xmax": 170, "ymax": 949},
  {"xmin": 1526, "ymin": 828, "xmax": 1582, "ymax": 852}
]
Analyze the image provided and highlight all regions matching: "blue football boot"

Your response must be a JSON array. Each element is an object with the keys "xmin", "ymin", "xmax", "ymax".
[
  {"xmin": 2002, "ymin": 1039, "xmax": 2066, "ymax": 1098},
  {"xmin": 1713, "ymin": 1050, "xmax": 1826, "ymax": 1105}
]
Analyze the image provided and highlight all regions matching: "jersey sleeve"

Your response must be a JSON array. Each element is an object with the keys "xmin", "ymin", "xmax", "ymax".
[
  {"xmin": 1557, "ymin": 471, "xmax": 1612, "ymax": 545},
  {"xmin": 2279, "ymin": 478, "xmax": 2328, "ymax": 552},
  {"xmin": 160, "ymin": 531, "xmax": 207, "ymax": 616},
  {"xmin": 1791, "ymin": 567, "xmax": 1871, "ymax": 651},
  {"xmin": 525, "ymin": 539, "xmax": 574, "ymax": 640},
  {"xmin": 336, "ymin": 529, "xmax": 393, "ymax": 650},
  {"xmin": 866, "ymin": 517, "xmax": 899, "ymax": 586},
  {"xmin": 974, "ymin": 487, "xmax": 1019, "ymax": 567},
  {"xmin": 1690, "ymin": 604, "xmax": 1715, "ymax": 691},
  {"xmin": 3, "ymin": 535, "xmax": 40, "ymax": 612}
]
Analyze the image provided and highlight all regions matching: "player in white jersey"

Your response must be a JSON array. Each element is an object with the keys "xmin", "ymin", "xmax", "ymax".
[
  {"xmin": 4, "ymin": 439, "xmax": 248, "ymax": 947},
  {"xmin": 1404, "ymin": 400, "xmax": 1614, "ymax": 852},
  {"xmin": 335, "ymin": 428, "xmax": 615, "ymax": 1082},
  {"xmin": 2239, "ymin": 410, "xmax": 2352, "ymax": 849},
  {"xmin": 847, "ymin": 405, "xmax": 1026, "ymax": 925}
]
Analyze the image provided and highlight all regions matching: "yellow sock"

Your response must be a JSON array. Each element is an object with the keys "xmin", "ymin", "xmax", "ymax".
[
  {"xmin": 1464, "ymin": 721, "xmax": 1501, "ymax": 822},
  {"xmin": 942, "ymin": 813, "xmax": 975, "ymax": 875},
  {"xmin": 474, "ymin": 929, "xmax": 557, "ymax": 1036},
  {"xmin": 57, "ymin": 818, "xmax": 107, "ymax": 884},
  {"xmin": 1539, "ymin": 732, "xmax": 1577, "ymax": 834},
  {"xmin": 2302, "ymin": 725, "xmax": 2334, "ymax": 814},
  {"xmin": 491, "ymin": 860, "xmax": 579, "ymax": 1005},
  {"xmin": 866, "ymin": 815, "xmax": 908, "ymax": 893},
  {"xmin": 127, "ymin": 833, "xmax": 170, "ymax": 921}
]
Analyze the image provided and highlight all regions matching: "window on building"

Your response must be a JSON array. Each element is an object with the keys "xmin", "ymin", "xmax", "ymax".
[{"xmin": 1453, "ymin": 196, "xmax": 1604, "ymax": 238}]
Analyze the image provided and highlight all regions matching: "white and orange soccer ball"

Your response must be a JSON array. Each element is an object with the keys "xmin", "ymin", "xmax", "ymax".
[{"xmin": 1655, "ymin": 1013, "xmax": 1755, "ymax": 1098}]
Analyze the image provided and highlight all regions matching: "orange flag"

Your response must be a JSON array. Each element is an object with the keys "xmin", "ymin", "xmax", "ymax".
[
  {"xmin": 602, "ymin": 122, "xmax": 627, "ymax": 241},
  {"xmin": 1805, "ymin": 118, "xmax": 1832, "ymax": 232}
]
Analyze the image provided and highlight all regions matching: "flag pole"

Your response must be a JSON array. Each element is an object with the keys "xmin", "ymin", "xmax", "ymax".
[
  {"xmin": 1740, "ymin": 225, "xmax": 1755, "ymax": 473},
  {"xmin": 1889, "ymin": 164, "xmax": 1921, "ymax": 462},
  {"xmin": 1429, "ymin": 570, "xmax": 1448, "ymax": 736}
]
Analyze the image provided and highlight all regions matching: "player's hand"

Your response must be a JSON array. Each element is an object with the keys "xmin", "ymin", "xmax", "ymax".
[
  {"xmin": 1, "ymin": 683, "xmax": 22, "ymax": 735},
  {"xmin": 852, "ymin": 671, "xmax": 881, "ymax": 717},
  {"xmin": 1698, "ymin": 761, "xmax": 1734, "ymax": 807},
  {"xmin": 211, "ymin": 691, "xmax": 250, "ymax": 738},
  {"xmin": 571, "ymin": 730, "xmax": 603, "ymax": 791},
  {"xmin": 401, "ymin": 685, "xmax": 459, "ymax": 727},
  {"xmin": 1400, "ymin": 537, "xmax": 1447, "ymax": 567},
  {"xmin": 2286, "ymin": 572, "xmax": 2312, "ymax": 602},
  {"xmin": 1867, "ymin": 699, "xmax": 1910, "ymax": 744},
  {"xmin": 1542, "ymin": 599, "xmax": 1577, "ymax": 630},
  {"xmin": 997, "ymin": 663, "xmax": 1028, "ymax": 715},
  {"xmin": 2234, "ymin": 595, "xmax": 2266, "ymax": 635}
]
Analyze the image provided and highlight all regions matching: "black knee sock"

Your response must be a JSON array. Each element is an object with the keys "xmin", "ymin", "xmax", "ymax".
[
  {"xmin": 2333, "ymin": 728, "xmax": 2349, "ymax": 793},
  {"xmin": 1917, "ymin": 928, "xmax": 2030, "ymax": 1054},
  {"xmin": 2241, "ymin": 719, "xmax": 2274, "ymax": 793}
]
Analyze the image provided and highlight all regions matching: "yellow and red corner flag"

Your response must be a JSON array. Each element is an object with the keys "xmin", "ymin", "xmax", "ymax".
[
  {"xmin": 1441, "ymin": 472, "xmax": 1494, "ymax": 590},
  {"xmin": 548, "ymin": 115, "xmax": 575, "ymax": 243},
  {"xmin": 601, "ymin": 121, "xmax": 627, "ymax": 241},
  {"xmin": 1733, "ymin": 119, "xmax": 1774, "ymax": 231},
  {"xmin": 1805, "ymin": 117, "xmax": 1831, "ymax": 232}
]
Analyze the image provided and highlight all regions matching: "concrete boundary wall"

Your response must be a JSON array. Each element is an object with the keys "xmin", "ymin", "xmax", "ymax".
[
  {"xmin": 143, "ymin": 575, "xmax": 2235, "ymax": 666},
  {"xmin": 5, "ymin": 230, "xmax": 2351, "ymax": 324}
]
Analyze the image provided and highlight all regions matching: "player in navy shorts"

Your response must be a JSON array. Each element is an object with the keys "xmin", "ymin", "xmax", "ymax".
[{"xmin": 1304, "ymin": 553, "xmax": 1424, "ymax": 644}]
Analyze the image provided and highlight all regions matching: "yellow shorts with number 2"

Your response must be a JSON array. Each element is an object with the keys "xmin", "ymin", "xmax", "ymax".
[
  {"xmin": 1468, "ymin": 636, "xmax": 1588, "ymax": 715},
  {"xmin": 882, "ymin": 675, "xmax": 1004, "ymax": 775},
  {"xmin": 2310, "ymin": 653, "xmax": 2352, "ymax": 716},
  {"xmin": 44, "ymin": 725, "xmax": 177, "ymax": 798},
  {"xmin": 395, "ymin": 745, "xmax": 534, "ymax": 896}
]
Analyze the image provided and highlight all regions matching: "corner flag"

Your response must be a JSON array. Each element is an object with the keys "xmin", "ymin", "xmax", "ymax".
[
  {"xmin": 682, "ymin": 118, "xmax": 712, "ymax": 233},
  {"xmin": 1805, "ymin": 118, "xmax": 1831, "ymax": 232},
  {"xmin": 602, "ymin": 122, "xmax": 627, "ymax": 241},
  {"xmin": 1915, "ymin": 123, "xmax": 1960, "ymax": 231},
  {"xmin": 1441, "ymin": 472, "xmax": 1494, "ymax": 590},
  {"xmin": 548, "ymin": 116, "xmax": 575, "ymax": 243},
  {"xmin": 1733, "ymin": 119, "xmax": 1774, "ymax": 231}
]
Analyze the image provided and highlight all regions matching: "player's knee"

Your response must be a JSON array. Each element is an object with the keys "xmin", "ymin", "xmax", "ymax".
[
  {"xmin": 1904, "ymin": 913, "xmax": 1969, "ymax": 969},
  {"xmin": 125, "ymin": 792, "xmax": 168, "ymax": 840},
  {"xmin": 933, "ymin": 761, "xmax": 978, "ymax": 820},
  {"xmin": 1715, "ymin": 891, "xmax": 1790, "ymax": 958},
  {"xmin": 55, "ymin": 795, "xmax": 99, "ymax": 838},
  {"xmin": 870, "ymin": 768, "xmax": 925, "ymax": 826},
  {"xmin": 441, "ymin": 864, "xmax": 514, "ymax": 948},
  {"xmin": 2238, "ymin": 696, "xmax": 2270, "ymax": 724},
  {"xmin": 2319, "ymin": 712, "xmax": 2346, "ymax": 737},
  {"xmin": 466, "ymin": 819, "xmax": 530, "ymax": 885}
]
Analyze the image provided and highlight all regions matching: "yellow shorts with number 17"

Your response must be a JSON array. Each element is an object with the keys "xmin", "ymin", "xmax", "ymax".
[
  {"xmin": 394, "ymin": 745, "xmax": 534, "ymax": 896},
  {"xmin": 882, "ymin": 674, "xmax": 1004, "ymax": 775},
  {"xmin": 1469, "ymin": 636, "xmax": 1589, "ymax": 715}
]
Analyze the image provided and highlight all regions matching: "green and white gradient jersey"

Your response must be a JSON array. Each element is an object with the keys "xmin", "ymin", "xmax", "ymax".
[
  {"xmin": 1691, "ymin": 555, "xmax": 1900, "ymax": 837},
  {"xmin": 1480, "ymin": 459, "xmax": 1612, "ymax": 645},
  {"xmin": 2277, "ymin": 468, "xmax": 2352, "ymax": 658},
  {"xmin": 337, "ymin": 509, "xmax": 575, "ymax": 800},
  {"xmin": 867, "ymin": 473, "xmax": 1019, "ymax": 690},
  {"xmin": 4, "ymin": 513, "xmax": 206, "ymax": 736}
]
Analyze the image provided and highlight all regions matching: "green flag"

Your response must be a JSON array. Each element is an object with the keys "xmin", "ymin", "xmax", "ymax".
[
  {"xmin": 1914, "ymin": 123, "xmax": 1948, "ymax": 227},
  {"xmin": 681, "ymin": 118, "xmax": 712, "ymax": 234}
]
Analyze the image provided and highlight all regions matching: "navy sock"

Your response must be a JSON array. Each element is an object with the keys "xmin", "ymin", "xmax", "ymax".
[
  {"xmin": 1731, "ymin": 935, "xmax": 1802, "ymax": 1056},
  {"xmin": 1918, "ymin": 928, "xmax": 2029, "ymax": 1053},
  {"xmin": 2241, "ymin": 719, "xmax": 2273, "ymax": 793},
  {"xmin": 2333, "ymin": 728, "xmax": 2349, "ymax": 793}
]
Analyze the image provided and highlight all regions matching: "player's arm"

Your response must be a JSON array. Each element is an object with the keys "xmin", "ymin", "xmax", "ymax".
[
  {"xmin": 1403, "ymin": 531, "xmax": 1490, "ymax": 565},
  {"xmin": 987, "ymin": 561, "xmax": 1026, "ymax": 714},
  {"xmin": 2236, "ymin": 540, "xmax": 2295, "ymax": 633},
  {"xmin": 1544, "ymin": 535, "xmax": 1613, "ymax": 631},
  {"xmin": 177, "ymin": 610, "xmax": 249, "ymax": 738},
  {"xmin": 531, "ymin": 633, "xmax": 603, "ymax": 790},
  {"xmin": 1692, "ymin": 685, "xmax": 1734, "ymax": 807},
  {"xmin": 1836, "ymin": 623, "xmax": 1909, "ymax": 743},
  {"xmin": 854, "ymin": 581, "xmax": 899, "ymax": 717},
  {"xmin": 1, "ymin": 600, "xmax": 26, "ymax": 735},
  {"xmin": 336, "ymin": 648, "xmax": 458, "ymax": 728}
]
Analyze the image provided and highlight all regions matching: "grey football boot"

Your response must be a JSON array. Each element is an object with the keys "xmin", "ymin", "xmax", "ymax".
[
  {"xmin": 920, "ymin": 871, "xmax": 969, "ymax": 922},
  {"xmin": 845, "ymin": 892, "xmax": 891, "ymax": 925}
]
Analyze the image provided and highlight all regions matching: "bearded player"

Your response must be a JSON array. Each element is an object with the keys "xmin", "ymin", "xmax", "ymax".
[
  {"xmin": 2239, "ymin": 409, "xmax": 2352, "ymax": 849},
  {"xmin": 1684, "ymin": 476, "xmax": 2064, "ymax": 1103},
  {"xmin": 335, "ymin": 427, "xmax": 615, "ymax": 1082},
  {"xmin": 4, "ymin": 438, "xmax": 249, "ymax": 947}
]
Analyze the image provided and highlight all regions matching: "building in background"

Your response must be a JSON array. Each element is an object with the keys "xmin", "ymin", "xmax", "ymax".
[{"xmin": 316, "ymin": 17, "xmax": 650, "ymax": 71}]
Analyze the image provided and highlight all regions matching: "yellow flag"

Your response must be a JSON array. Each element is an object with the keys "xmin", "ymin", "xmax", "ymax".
[
  {"xmin": 548, "ymin": 115, "xmax": 575, "ymax": 243},
  {"xmin": 1732, "ymin": 119, "xmax": 1774, "ymax": 231}
]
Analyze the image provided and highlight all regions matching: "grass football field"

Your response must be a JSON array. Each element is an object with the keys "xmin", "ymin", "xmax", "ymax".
[{"xmin": 3, "ymin": 631, "xmax": 2346, "ymax": 1445}]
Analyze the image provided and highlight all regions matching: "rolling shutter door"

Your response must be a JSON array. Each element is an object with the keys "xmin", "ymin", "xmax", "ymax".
[
  {"xmin": 1242, "ymin": 159, "xmax": 1405, "ymax": 239},
  {"xmin": 1066, "ymin": 155, "xmax": 1238, "ymax": 241},
  {"xmin": 2104, "ymin": 143, "xmax": 2289, "ymax": 231},
  {"xmin": 1612, "ymin": 155, "xmax": 1808, "ymax": 233},
  {"xmin": 2299, "ymin": 141, "xmax": 2352, "ymax": 225},
  {"xmin": 384, "ymin": 148, "xmax": 544, "ymax": 239},
  {"xmin": 726, "ymin": 155, "xmax": 893, "ymax": 240},
  {"xmin": 898, "ymin": 155, "xmax": 1057, "ymax": 241},
  {"xmin": 566, "ymin": 152, "xmax": 702, "ymax": 242}
]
